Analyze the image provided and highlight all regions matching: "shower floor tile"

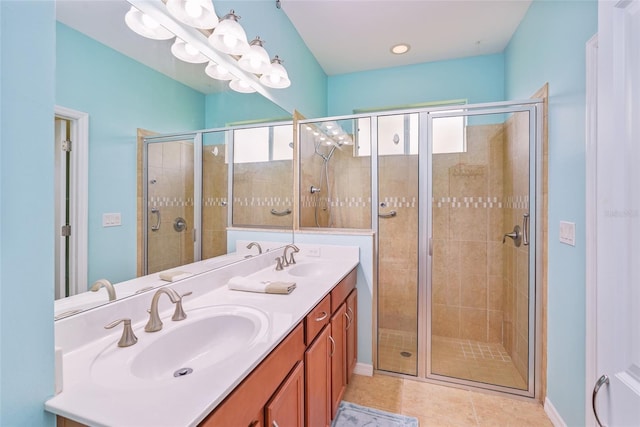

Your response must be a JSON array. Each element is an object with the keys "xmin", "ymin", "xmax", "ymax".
[
  {"xmin": 378, "ymin": 328, "xmax": 418, "ymax": 376},
  {"xmin": 432, "ymin": 335, "xmax": 528, "ymax": 390},
  {"xmin": 377, "ymin": 331, "xmax": 527, "ymax": 390}
]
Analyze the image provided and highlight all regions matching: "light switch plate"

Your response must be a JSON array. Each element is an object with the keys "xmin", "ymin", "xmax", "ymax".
[
  {"xmin": 102, "ymin": 213, "xmax": 122, "ymax": 227},
  {"xmin": 559, "ymin": 221, "xmax": 576, "ymax": 246}
]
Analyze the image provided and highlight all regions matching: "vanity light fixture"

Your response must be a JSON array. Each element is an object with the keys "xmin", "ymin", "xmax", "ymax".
[
  {"xmin": 171, "ymin": 38, "xmax": 209, "ymax": 63},
  {"xmin": 259, "ymin": 56, "xmax": 291, "ymax": 89},
  {"xmin": 238, "ymin": 37, "xmax": 272, "ymax": 75},
  {"xmin": 125, "ymin": 2, "xmax": 291, "ymax": 94},
  {"xmin": 391, "ymin": 43, "xmax": 410, "ymax": 55},
  {"xmin": 125, "ymin": 5, "xmax": 175, "ymax": 40},
  {"xmin": 208, "ymin": 10, "xmax": 250, "ymax": 55},
  {"xmin": 229, "ymin": 79, "xmax": 257, "ymax": 93},
  {"xmin": 205, "ymin": 61, "xmax": 233, "ymax": 80},
  {"xmin": 166, "ymin": 0, "xmax": 218, "ymax": 29}
]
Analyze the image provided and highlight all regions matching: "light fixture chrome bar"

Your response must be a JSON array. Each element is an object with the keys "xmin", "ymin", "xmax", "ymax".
[{"xmin": 127, "ymin": 0, "xmax": 279, "ymax": 103}]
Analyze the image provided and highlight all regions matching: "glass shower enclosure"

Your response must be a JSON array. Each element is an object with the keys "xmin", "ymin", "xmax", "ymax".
[{"xmin": 297, "ymin": 99, "xmax": 543, "ymax": 398}]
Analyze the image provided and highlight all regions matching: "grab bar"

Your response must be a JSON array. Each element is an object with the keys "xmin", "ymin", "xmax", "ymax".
[
  {"xmin": 378, "ymin": 210, "xmax": 397, "ymax": 219},
  {"xmin": 150, "ymin": 208, "xmax": 161, "ymax": 231},
  {"xmin": 270, "ymin": 208, "xmax": 292, "ymax": 216}
]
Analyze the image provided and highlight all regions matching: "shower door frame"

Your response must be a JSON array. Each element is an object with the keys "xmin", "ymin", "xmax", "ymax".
[
  {"xmin": 418, "ymin": 100, "xmax": 544, "ymax": 398},
  {"xmin": 142, "ymin": 132, "xmax": 202, "ymax": 275}
]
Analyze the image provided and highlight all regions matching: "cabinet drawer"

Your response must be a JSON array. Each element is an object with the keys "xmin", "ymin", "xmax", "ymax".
[
  {"xmin": 305, "ymin": 295, "xmax": 331, "ymax": 346},
  {"xmin": 330, "ymin": 268, "xmax": 356, "ymax": 313}
]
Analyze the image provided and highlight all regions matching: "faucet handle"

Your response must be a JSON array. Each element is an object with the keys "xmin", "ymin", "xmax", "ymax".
[
  {"xmin": 172, "ymin": 291, "xmax": 192, "ymax": 321},
  {"xmin": 105, "ymin": 318, "xmax": 138, "ymax": 347},
  {"xmin": 275, "ymin": 256, "xmax": 284, "ymax": 271}
]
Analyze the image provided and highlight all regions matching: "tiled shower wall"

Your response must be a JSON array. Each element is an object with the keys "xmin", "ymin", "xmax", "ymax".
[
  {"xmin": 431, "ymin": 124, "xmax": 506, "ymax": 344},
  {"xmin": 378, "ymin": 155, "xmax": 419, "ymax": 332},
  {"xmin": 299, "ymin": 140, "xmax": 371, "ymax": 229},
  {"xmin": 202, "ymin": 147, "xmax": 228, "ymax": 260},
  {"xmin": 233, "ymin": 160, "xmax": 293, "ymax": 228},
  {"xmin": 147, "ymin": 141, "xmax": 194, "ymax": 274}
]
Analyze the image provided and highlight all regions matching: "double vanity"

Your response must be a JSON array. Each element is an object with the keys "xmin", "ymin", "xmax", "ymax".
[{"xmin": 46, "ymin": 243, "xmax": 359, "ymax": 427}]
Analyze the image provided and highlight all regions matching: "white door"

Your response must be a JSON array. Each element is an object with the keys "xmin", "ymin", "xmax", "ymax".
[{"xmin": 594, "ymin": 0, "xmax": 640, "ymax": 425}]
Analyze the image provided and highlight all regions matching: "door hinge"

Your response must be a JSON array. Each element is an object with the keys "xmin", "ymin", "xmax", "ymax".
[
  {"xmin": 61, "ymin": 224, "xmax": 71, "ymax": 237},
  {"xmin": 192, "ymin": 228, "xmax": 197, "ymax": 242},
  {"xmin": 62, "ymin": 140, "xmax": 72, "ymax": 152}
]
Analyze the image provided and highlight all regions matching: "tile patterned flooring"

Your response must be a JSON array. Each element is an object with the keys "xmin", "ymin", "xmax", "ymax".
[
  {"xmin": 377, "ymin": 329, "xmax": 527, "ymax": 390},
  {"xmin": 342, "ymin": 373, "xmax": 553, "ymax": 427}
]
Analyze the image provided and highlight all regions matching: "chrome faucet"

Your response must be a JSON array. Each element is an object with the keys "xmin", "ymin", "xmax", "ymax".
[
  {"xmin": 144, "ymin": 288, "xmax": 191, "ymax": 332},
  {"xmin": 245, "ymin": 241, "xmax": 263, "ymax": 257},
  {"xmin": 282, "ymin": 244, "xmax": 300, "ymax": 267},
  {"xmin": 90, "ymin": 279, "xmax": 116, "ymax": 301},
  {"xmin": 105, "ymin": 318, "xmax": 138, "ymax": 347}
]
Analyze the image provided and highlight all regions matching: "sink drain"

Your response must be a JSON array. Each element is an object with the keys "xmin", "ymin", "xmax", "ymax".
[{"xmin": 173, "ymin": 367, "xmax": 193, "ymax": 377}]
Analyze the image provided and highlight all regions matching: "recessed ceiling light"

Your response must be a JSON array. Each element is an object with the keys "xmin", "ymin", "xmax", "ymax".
[{"xmin": 391, "ymin": 43, "xmax": 410, "ymax": 55}]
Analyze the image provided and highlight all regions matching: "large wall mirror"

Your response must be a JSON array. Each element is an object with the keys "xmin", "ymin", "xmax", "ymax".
[{"xmin": 54, "ymin": 0, "xmax": 294, "ymax": 318}]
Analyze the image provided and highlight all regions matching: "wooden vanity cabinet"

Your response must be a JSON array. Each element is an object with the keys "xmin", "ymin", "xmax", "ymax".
[
  {"xmin": 200, "ymin": 324, "xmax": 304, "ymax": 427},
  {"xmin": 266, "ymin": 361, "xmax": 305, "ymax": 427}
]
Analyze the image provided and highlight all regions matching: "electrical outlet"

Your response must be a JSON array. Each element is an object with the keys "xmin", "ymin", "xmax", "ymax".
[
  {"xmin": 559, "ymin": 221, "xmax": 575, "ymax": 246},
  {"xmin": 306, "ymin": 246, "xmax": 321, "ymax": 257}
]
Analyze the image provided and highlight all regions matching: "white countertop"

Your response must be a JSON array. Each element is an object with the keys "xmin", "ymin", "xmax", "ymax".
[{"xmin": 45, "ymin": 244, "xmax": 359, "ymax": 427}]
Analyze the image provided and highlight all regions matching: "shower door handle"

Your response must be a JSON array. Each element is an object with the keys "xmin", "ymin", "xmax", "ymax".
[
  {"xmin": 378, "ymin": 210, "xmax": 397, "ymax": 218},
  {"xmin": 522, "ymin": 213, "xmax": 530, "ymax": 246},
  {"xmin": 150, "ymin": 208, "xmax": 161, "ymax": 232},
  {"xmin": 270, "ymin": 208, "xmax": 292, "ymax": 216}
]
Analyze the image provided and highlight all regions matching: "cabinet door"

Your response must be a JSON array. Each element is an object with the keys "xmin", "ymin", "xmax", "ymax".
[
  {"xmin": 346, "ymin": 289, "xmax": 357, "ymax": 382},
  {"xmin": 305, "ymin": 326, "xmax": 331, "ymax": 427},
  {"xmin": 266, "ymin": 361, "xmax": 305, "ymax": 427},
  {"xmin": 330, "ymin": 304, "xmax": 347, "ymax": 419}
]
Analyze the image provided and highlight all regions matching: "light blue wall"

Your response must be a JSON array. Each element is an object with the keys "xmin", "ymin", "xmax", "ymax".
[
  {"xmin": 56, "ymin": 23, "xmax": 205, "ymax": 286},
  {"xmin": 504, "ymin": 1, "xmax": 596, "ymax": 425},
  {"xmin": 1, "ymin": 1, "xmax": 56, "ymax": 426},
  {"xmin": 327, "ymin": 53, "xmax": 505, "ymax": 116}
]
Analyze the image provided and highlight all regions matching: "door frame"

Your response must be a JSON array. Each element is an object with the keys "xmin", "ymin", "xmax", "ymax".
[
  {"xmin": 54, "ymin": 105, "xmax": 88, "ymax": 297},
  {"xmin": 585, "ymin": 33, "xmax": 598, "ymax": 427}
]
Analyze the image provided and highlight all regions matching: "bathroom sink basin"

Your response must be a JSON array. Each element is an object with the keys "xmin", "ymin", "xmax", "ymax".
[
  {"xmin": 287, "ymin": 262, "xmax": 329, "ymax": 278},
  {"xmin": 91, "ymin": 305, "xmax": 269, "ymax": 387}
]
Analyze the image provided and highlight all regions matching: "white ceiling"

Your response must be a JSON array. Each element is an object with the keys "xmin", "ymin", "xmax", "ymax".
[
  {"xmin": 56, "ymin": 0, "xmax": 531, "ymax": 93},
  {"xmin": 280, "ymin": 0, "xmax": 532, "ymax": 75}
]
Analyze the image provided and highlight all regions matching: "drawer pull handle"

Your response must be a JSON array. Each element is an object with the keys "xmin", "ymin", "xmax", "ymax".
[
  {"xmin": 329, "ymin": 335, "xmax": 336, "ymax": 357},
  {"xmin": 344, "ymin": 311, "xmax": 352, "ymax": 330},
  {"xmin": 315, "ymin": 311, "xmax": 328, "ymax": 322},
  {"xmin": 249, "ymin": 421, "xmax": 259, "ymax": 427},
  {"xmin": 273, "ymin": 421, "xmax": 280, "ymax": 427}
]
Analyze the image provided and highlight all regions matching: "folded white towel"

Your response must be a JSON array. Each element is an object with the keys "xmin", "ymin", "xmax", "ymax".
[
  {"xmin": 159, "ymin": 270, "xmax": 193, "ymax": 282},
  {"xmin": 227, "ymin": 276, "xmax": 296, "ymax": 294}
]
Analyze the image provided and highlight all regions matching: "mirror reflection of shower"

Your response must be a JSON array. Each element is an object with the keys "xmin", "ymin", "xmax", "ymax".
[
  {"xmin": 309, "ymin": 121, "xmax": 353, "ymax": 227},
  {"xmin": 299, "ymin": 118, "xmax": 371, "ymax": 229}
]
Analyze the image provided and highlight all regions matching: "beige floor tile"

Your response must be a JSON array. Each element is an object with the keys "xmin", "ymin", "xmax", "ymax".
[
  {"xmin": 401, "ymin": 380, "xmax": 479, "ymax": 426},
  {"xmin": 471, "ymin": 393, "xmax": 553, "ymax": 427},
  {"xmin": 342, "ymin": 373, "xmax": 404, "ymax": 413},
  {"xmin": 342, "ymin": 374, "xmax": 552, "ymax": 427}
]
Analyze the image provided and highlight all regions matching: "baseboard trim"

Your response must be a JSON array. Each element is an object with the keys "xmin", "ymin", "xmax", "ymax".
[
  {"xmin": 353, "ymin": 363, "xmax": 373, "ymax": 377},
  {"xmin": 544, "ymin": 397, "xmax": 567, "ymax": 427}
]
